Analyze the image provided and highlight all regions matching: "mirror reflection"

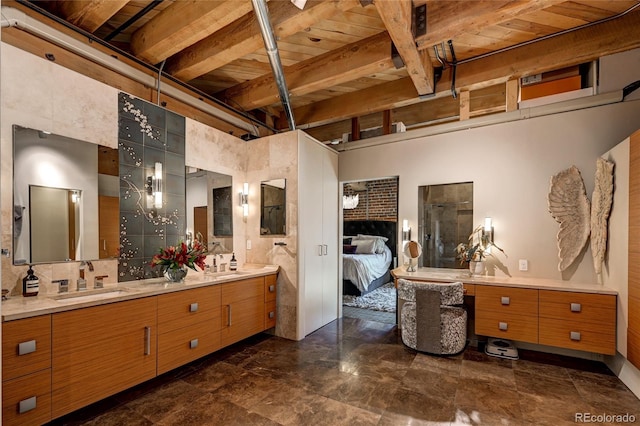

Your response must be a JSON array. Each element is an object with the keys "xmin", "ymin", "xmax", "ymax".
[
  {"xmin": 186, "ymin": 167, "xmax": 233, "ymax": 254},
  {"xmin": 418, "ymin": 182, "xmax": 473, "ymax": 269},
  {"xmin": 12, "ymin": 126, "xmax": 119, "ymax": 265},
  {"xmin": 260, "ymin": 179, "xmax": 286, "ymax": 235}
]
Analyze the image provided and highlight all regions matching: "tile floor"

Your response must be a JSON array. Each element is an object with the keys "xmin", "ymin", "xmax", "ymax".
[{"xmin": 50, "ymin": 316, "xmax": 640, "ymax": 426}]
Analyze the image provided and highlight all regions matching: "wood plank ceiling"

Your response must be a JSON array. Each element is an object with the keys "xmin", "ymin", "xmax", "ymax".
[{"xmin": 18, "ymin": 0, "xmax": 640, "ymax": 142}]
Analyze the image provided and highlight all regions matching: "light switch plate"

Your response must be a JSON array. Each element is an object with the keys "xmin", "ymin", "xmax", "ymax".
[
  {"xmin": 246, "ymin": 240, "xmax": 252, "ymax": 250},
  {"xmin": 519, "ymin": 259, "xmax": 529, "ymax": 271}
]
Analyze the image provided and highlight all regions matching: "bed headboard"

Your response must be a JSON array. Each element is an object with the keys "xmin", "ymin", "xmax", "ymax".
[{"xmin": 343, "ymin": 220, "xmax": 398, "ymax": 263}]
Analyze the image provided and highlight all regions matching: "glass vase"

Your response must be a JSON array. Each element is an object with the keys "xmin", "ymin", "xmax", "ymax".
[
  {"xmin": 469, "ymin": 260, "xmax": 485, "ymax": 276},
  {"xmin": 164, "ymin": 266, "xmax": 188, "ymax": 282}
]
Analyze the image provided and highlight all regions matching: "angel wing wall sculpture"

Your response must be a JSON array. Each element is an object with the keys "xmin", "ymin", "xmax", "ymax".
[
  {"xmin": 590, "ymin": 158, "xmax": 615, "ymax": 278},
  {"xmin": 548, "ymin": 166, "xmax": 591, "ymax": 272}
]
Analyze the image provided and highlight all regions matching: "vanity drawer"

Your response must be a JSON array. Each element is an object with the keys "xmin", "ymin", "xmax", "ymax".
[
  {"xmin": 539, "ymin": 290, "xmax": 616, "ymax": 324},
  {"xmin": 157, "ymin": 320, "xmax": 221, "ymax": 374},
  {"xmin": 221, "ymin": 277, "xmax": 264, "ymax": 305},
  {"xmin": 475, "ymin": 311, "xmax": 538, "ymax": 344},
  {"xmin": 265, "ymin": 300, "xmax": 277, "ymax": 329},
  {"xmin": 539, "ymin": 317, "xmax": 615, "ymax": 355},
  {"xmin": 158, "ymin": 286, "xmax": 221, "ymax": 334},
  {"xmin": 2, "ymin": 315, "xmax": 51, "ymax": 381},
  {"xmin": 2, "ymin": 369, "xmax": 51, "ymax": 426},
  {"xmin": 463, "ymin": 283, "xmax": 475, "ymax": 296},
  {"xmin": 265, "ymin": 274, "xmax": 277, "ymax": 303},
  {"xmin": 475, "ymin": 286, "xmax": 538, "ymax": 316}
]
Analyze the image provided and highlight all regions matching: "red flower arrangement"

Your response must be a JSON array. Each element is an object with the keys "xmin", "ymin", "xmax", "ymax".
[{"xmin": 151, "ymin": 240, "xmax": 207, "ymax": 272}]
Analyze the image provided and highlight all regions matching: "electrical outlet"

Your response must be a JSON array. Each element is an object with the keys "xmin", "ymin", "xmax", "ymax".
[
  {"xmin": 519, "ymin": 259, "xmax": 529, "ymax": 271},
  {"xmin": 246, "ymin": 240, "xmax": 252, "ymax": 250}
]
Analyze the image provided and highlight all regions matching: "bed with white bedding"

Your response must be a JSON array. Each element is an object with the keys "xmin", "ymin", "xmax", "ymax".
[{"xmin": 342, "ymin": 220, "xmax": 397, "ymax": 296}]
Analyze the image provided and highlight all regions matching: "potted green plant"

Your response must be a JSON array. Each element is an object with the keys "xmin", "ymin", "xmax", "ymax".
[{"xmin": 455, "ymin": 225, "xmax": 505, "ymax": 275}]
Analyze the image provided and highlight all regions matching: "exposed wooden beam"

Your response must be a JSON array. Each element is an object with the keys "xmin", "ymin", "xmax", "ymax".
[
  {"xmin": 382, "ymin": 110, "xmax": 392, "ymax": 135},
  {"xmin": 166, "ymin": 0, "xmax": 361, "ymax": 81},
  {"xmin": 221, "ymin": 32, "xmax": 393, "ymax": 110},
  {"xmin": 351, "ymin": 117, "xmax": 361, "ymax": 141},
  {"xmin": 416, "ymin": 0, "xmax": 565, "ymax": 50},
  {"xmin": 375, "ymin": 0, "xmax": 434, "ymax": 95},
  {"xmin": 459, "ymin": 90, "xmax": 470, "ymax": 121},
  {"xmin": 56, "ymin": 0, "xmax": 129, "ymax": 33},
  {"xmin": 506, "ymin": 79, "xmax": 519, "ymax": 112},
  {"xmin": 130, "ymin": 0, "xmax": 254, "ymax": 64},
  {"xmin": 289, "ymin": 10, "xmax": 640, "ymax": 128}
]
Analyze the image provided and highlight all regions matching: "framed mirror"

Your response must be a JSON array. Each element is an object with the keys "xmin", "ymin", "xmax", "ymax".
[
  {"xmin": 12, "ymin": 126, "xmax": 119, "ymax": 265},
  {"xmin": 186, "ymin": 167, "xmax": 233, "ymax": 254},
  {"xmin": 260, "ymin": 179, "xmax": 286, "ymax": 235},
  {"xmin": 418, "ymin": 182, "xmax": 473, "ymax": 269}
]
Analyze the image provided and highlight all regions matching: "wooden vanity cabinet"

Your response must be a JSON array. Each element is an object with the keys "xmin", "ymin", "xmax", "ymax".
[
  {"xmin": 51, "ymin": 297, "xmax": 157, "ymax": 419},
  {"xmin": 2, "ymin": 315, "xmax": 52, "ymax": 426},
  {"xmin": 475, "ymin": 286, "xmax": 539, "ymax": 344},
  {"xmin": 157, "ymin": 286, "xmax": 222, "ymax": 374},
  {"xmin": 221, "ymin": 277, "xmax": 265, "ymax": 346}
]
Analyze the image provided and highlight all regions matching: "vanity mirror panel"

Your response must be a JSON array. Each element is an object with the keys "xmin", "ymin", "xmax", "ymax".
[
  {"xmin": 186, "ymin": 168, "xmax": 233, "ymax": 254},
  {"xmin": 12, "ymin": 126, "xmax": 119, "ymax": 265},
  {"xmin": 260, "ymin": 179, "xmax": 286, "ymax": 236},
  {"xmin": 418, "ymin": 182, "xmax": 473, "ymax": 269}
]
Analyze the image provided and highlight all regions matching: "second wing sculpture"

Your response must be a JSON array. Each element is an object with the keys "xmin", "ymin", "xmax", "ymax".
[
  {"xmin": 591, "ymin": 158, "xmax": 615, "ymax": 279},
  {"xmin": 548, "ymin": 166, "xmax": 591, "ymax": 272}
]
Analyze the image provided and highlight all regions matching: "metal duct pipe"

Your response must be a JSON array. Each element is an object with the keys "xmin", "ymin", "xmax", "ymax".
[
  {"xmin": 0, "ymin": 5, "xmax": 261, "ymax": 136},
  {"xmin": 251, "ymin": 0, "xmax": 296, "ymax": 130}
]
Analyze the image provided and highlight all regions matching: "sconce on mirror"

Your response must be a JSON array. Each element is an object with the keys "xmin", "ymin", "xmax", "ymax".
[
  {"xmin": 260, "ymin": 179, "xmax": 286, "ymax": 235},
  {"xmin": 240, "ymin": 182, "xmax": 249, "ymax": 218},
  {"xmin": 482, "ymin": 217, "xmax": 493, "ymax": 254},
  {"xmin": 12, "ymin": 125, "xmax": 120, "ymax": 265},
  {"xmin": 147, "ymin": 161, "xmax": 163, "ymax": 209},
  {"xmin": 186, "ymin": 167, "xmax": 233, "ymax": 255},
  {"xmin": 402, "ymin": 219, "xmax": 411, "ymax": 242}
]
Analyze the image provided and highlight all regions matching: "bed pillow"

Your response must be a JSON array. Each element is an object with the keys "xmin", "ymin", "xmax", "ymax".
[
  {"xmin": 353, "ymin": 239, "xmax": 376, "ymax": 254},
  {"xmin": 355, "ymin": 234, "xmax": 389, "ymax": 242},
  {"xmin": 343, "ymin": 244, "xmax": 357, "ymax": 254}
]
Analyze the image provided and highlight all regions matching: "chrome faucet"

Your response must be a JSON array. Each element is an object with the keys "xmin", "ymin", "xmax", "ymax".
[
  {"xmin": 53, "ymin": 279, "xmax": 69, "ymax": 293},
  {"xmin": 94, "ymin": 275, "xmax": 108, "ymax": 289}
]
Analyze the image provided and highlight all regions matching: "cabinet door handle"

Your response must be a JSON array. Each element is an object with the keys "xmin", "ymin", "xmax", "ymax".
[
  {"xmin": 570, "ymin": 303, "xmax": 582, "ymax": 313},
  {"xmin": 228, "ymin": 304, "xmax": 232, "ymax": 326},
  {"xmin": 499, "ymin": 322, "xmax": 508, "ymax": 331},
  {"xmin": 18, "ymin": 340, "xmax": 36, "ymax": 356},
  {"xmin": 570, "ymin": 331, "xmax": 581, "ymax": 341},
  {"xmin": 269, "ymin": 285, "xmax": 275, "ymax": 293},
  {"xmin": 190, "ymin": 339, "xmax": 199, "ymax": 349},
  {"xmin": 19, "ymin": 396, "xmax": 37, "ymax": 414},
  {"xmin": 322, "ymin": 244, "xmax": 328, "ymax": 255},
  {"xmin": 190, "ymin": 302, "xmax": 198, "ymax": 312},
  {"xmin": 318, "ymin": 245, "xmax": 323, "ymax": 256},
  {"xmin": 501, "ymin": 296, "xmax": 510, "ymax": 305},
  {"xmin": 144, "ymin": 326, "xmax": 151, "ymax": 355},
  {"xmin": 103, "ymin": 239, "xmax": 107, "ymax": 251},
  {"xmin": 269, "ymin": 311, "xmax": 275, "ymax": 319}
]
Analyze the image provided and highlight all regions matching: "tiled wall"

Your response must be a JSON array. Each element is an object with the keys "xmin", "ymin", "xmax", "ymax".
[
  {"xmin": 343, "ymin": 177, "xmax": 398, "ymax": 222},
  {"xmin": 117, "ymin": 93, "xmax": 186, "ymax": 281}
]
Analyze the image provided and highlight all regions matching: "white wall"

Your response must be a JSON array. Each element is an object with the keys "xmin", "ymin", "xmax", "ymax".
[
  {"xmin": 600, "ymin": 48, "xmax": 640, "ymax": 101},
  {"xmin": 339, "ymin": 100, "xmax": 640, "ymax": 283}
]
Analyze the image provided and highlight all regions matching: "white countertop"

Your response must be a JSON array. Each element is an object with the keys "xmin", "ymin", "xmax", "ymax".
[
  {"xmin": 391, "ymin": 267, "xmax": 617, "ymax": 295},
  {"xmin": 2, "ymin": 264, "xmax": 279, "ymax": 322}
]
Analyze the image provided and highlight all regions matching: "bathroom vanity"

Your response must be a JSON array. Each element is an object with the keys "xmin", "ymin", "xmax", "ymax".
[{"xmin": 1, "ymin": 266, "xmax": 278, "ymax": 425}]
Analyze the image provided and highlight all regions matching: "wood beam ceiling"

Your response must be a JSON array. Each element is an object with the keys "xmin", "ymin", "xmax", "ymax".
[
  {"xmin": 374, "ymin": 0, "xmax": 434, "ymax": 95},
  {"xmin": 288, "ymin": 9, "xmax": 640, "ymax": 129},
  {"xmin": 221, "ymin": 32, "xmax": 393, "ymax": 111},
  {"xmin": 130, "ymin": 0, "xmax": 255, "ymax": 64},
  {"xmin": 165, "ymin": 0, "xmax": 362, "ymax": 81},
  {"xmin": 55, "ymin": 0, "xmax": 129, "ymax": 33}
]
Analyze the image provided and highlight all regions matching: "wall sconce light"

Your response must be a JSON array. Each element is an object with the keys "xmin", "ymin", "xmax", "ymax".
[
  {"xmin": 402, "ymin": 219, "xmax": 411, "ymax": 241},
  {"xmin": 147, "ymin": 161, "xmax": 163, "ymax": 209},
  {"xmin": 71, "ymin": 190, "xmax": 80, "ymax": 204},
  {"xmin": 240, "ymin": 182, "xmax": 249, "ymax": 217}
]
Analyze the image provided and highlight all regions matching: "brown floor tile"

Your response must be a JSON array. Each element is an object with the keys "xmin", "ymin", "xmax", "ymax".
[
  {"xmin": 512, "ymin": 357, "xmax": 571, "ymax": 379},
  {"xmin": 514, "ymin": 369, "xmax": 580, "ymax": 400},
  {"xmin": 76, "ymin": 405, "xmax": 153, "ymax": 426},
  {"xmin": 209, "ymin": 370, "xmax": 290, "ymax": 410},
  {"xmin": 181, "ymin": 360, "xmax": 246, "ymax": 392},
  {"xmin": 518, "ymin": 392, "xmax": 598, "ymax": 426},
  {"xmin": 460, "ymin": 358, "xmax": 517, "ymax": 387},
  {"xmin": 455, "ymin": 377, "xmax": 523, "ymax": 422},
  {"xmin": 410, "ymin": 352, "xmax": 463, "ymax": 376},
  {"xmin": 123, "ymin": 380, "xmax": 208, "ymax": 423},
  {"xmin": 384, "ymin": 386, "xmax": 455, "ymax": 423},
  {"xmin": 401, "ymin": 368, "xmax": 458, "ymax": 402}
]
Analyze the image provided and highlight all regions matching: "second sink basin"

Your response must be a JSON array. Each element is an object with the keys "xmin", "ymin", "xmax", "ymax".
[{"xmin": 52, "ymin": 288, "xmax": 129, "ymax": 303}]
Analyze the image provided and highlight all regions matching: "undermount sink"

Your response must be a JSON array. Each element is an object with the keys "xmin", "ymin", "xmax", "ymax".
[
  {"xmin": 207, "ymin": 270, "xmax": 250, "ymax": 280},
  {"xmin": 51, "ymin": 288, "xmax": 129, "ymax": 303}
]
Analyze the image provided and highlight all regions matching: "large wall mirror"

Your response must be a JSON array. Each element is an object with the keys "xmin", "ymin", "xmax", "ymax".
[
  {"xmin": 12, "ymin": 125, "xmax": 119, "ymax": 265},
  {"xmin": 186, "ymin": 167, "xmax": 233, "ymax": 254},
  {"xmin": 260, "ymin": 179, "xmax": 286, "ymax": 235},
  {"xmin": 418, "ymin": 182, "xmax": 473, "ymax": 269}
]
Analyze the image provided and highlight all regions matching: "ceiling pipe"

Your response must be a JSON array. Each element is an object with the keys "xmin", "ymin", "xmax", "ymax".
[
  {"xmin": 0, "ymin": 5, "xmax": 266, "ymax": 136},
  {"xmin": 251, "ymin": 0, "xmax": 296, "ymax": 131}
]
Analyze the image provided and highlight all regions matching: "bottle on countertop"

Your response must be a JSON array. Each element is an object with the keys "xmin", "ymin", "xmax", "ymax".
[
  {"xmin": 22, "ymin": 265, "xmax": 39, "ymax": 297},
  {"xmin": 230, "ymin": 253, "xmax": 237, "ymax": 271}
]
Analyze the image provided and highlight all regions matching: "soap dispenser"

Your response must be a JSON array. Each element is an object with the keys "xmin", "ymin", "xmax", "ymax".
[
  {"xmin": 230, "ymin": 253, "xmax": 237, "ymax": 271},
  {"xmin": 22, "ymin": 265, "xmax": 39, "ymax": 297}
]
